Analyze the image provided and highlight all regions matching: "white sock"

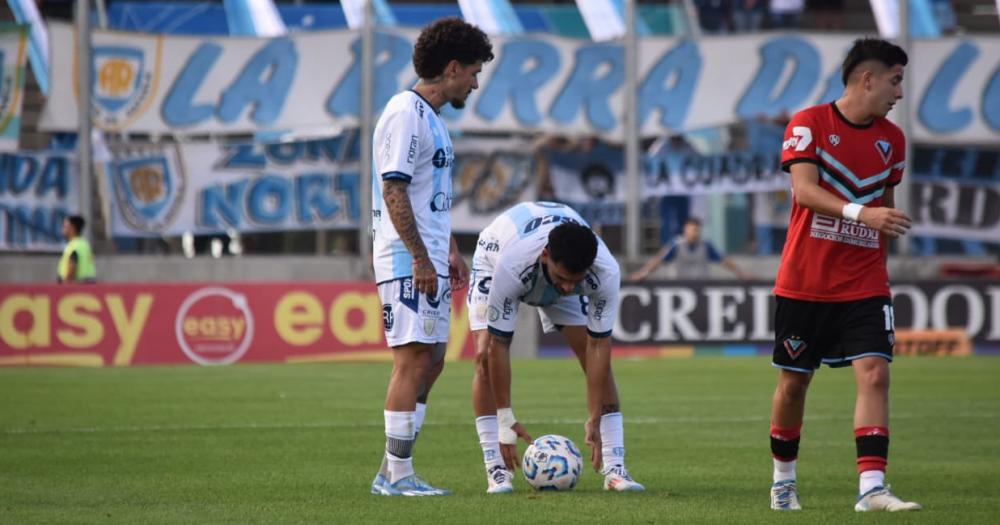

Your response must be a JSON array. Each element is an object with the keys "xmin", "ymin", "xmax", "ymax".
[
  {"xmin": 859, "ymin": 470, "xmax": 885, "ymax": 495},
  {"xmin": 414, "ymin": 402, "xmax": 427, "ymax": 437},
  {"xmin": 475, "ymin": 415, "xmax": 504, "ymax": 470},
  {"xmin": 384, "ymin": 410, "xmax": 415, "ymax": 483},
  {"xmin": 600, "ymin": 412, "xmax": 625, "ymax": 472},
  {"xmin": 773, "ymin": 459, "xmax": 796, "ymax": 483}
]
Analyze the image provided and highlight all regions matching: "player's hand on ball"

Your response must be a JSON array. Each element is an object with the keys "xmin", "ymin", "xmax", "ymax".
[
  {"xmin": 500, "ymin": 422, "xmax": 533, "ymax": 470},
  {"xmin": 585, "ymin": 417, "xmax": 602, "ymax": 472},
  {"xmin": 859, "ymin": 207, "xmax": 912, "ymax": 239}
]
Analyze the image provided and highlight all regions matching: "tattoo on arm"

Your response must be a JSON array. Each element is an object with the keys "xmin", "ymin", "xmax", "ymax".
[
  {"xmin": 601, "ymin": 404, "xmax": 620, "ymax": 415},
  {"xmin": 383, "ymin": 180, "xmax": 429, "ymax": 261}
]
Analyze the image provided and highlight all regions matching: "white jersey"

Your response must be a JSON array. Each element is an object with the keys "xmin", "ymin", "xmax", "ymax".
[
  {"xmin": 372, "ymin": 91, "xmax": 454, "ymax": 283},
  {"xmin": 475, "ymin": 202, "xmax": 620, "ymax": 338}
]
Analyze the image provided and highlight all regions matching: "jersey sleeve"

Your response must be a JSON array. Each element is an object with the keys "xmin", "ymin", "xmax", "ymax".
[
  {"xmin": 781, "ymin": 111, "xmax": 820, "ymax": 172},
  {"xmin": 586, "ymin": 249, "xmax": 619, "ymax": 338},
  {"xmin": 886, "ymin": 129, "xmax": 906, "ymax": 187},
  {"xmin": 586, "ymin": 269, "xmax": 619, "ymax": 339},
  {"xmin": 374, "ymin": 105, "xmax": 423, "ymax": 182},
  {"xmin": 485, "ymin": 258, "xmax": 526, "ymax": 337}
]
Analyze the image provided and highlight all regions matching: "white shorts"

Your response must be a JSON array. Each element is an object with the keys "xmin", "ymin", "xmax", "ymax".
[
  {"xmin": 378, "ymin": 275, "xmax": 451, "ymax": 347},
  {"xmin": 468, "ymin": 248, "xmax": 588, "ymax": 335}
]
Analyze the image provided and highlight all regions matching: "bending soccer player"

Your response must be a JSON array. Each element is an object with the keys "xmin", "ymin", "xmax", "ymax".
[
  {"xmin": 369, "ymin": 18, "xmax": 492, "ymax": 496},
  {"xmin": 469, "ymin": 202, "xmax": 644, "ymax": 493},
  {"xmin": 769, "ymin": 38, "xmax": 920, "ymax": 512}
]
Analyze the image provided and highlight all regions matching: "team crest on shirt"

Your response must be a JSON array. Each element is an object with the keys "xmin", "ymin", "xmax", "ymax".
[
  {"xmin": 875, "ymin": 139, "xmax": 892, "ymax": 165},
  {"xmin": 423, "ymin": 318, "xmax": 437, "ymax": 336},
  {"xmin": 783, "ymin": 336, "xmax": 807, "ymax": 360},
  {"xmin": 828, "ymin": 134, "xmax": 840, "ymax": 146}
]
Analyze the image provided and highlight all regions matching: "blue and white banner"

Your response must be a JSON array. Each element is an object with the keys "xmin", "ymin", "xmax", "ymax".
[
  {"xmin": 0, "ymin": 151, "xmax": 78, "ymax": 252},
  {"xmin": 909, "ymin": 146, "xmax": 1000, "ymax": 242},
  {"xmin": 104, "ymin": 138, "xmax": 360, "ymax": 237},
  {"xmin": 0, "ymin": 24, "xmax": 27, "ymax": 152},
  {"xmin": 39, "ymin": 24, "xmax": 1000, "ymax": 144}
]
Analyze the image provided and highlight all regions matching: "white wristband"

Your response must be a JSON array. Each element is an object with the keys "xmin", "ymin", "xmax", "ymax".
[
  {"xmin": 497, "ymin": 407, "xmax": 518, "ymax": 445},
  {"xmin": 842, "ymin": 203, "xmax": 864, "ymax": 222}
]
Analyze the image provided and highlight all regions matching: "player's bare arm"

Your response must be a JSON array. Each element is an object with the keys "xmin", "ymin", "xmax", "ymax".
[
  {"xmin": 449, "ymin": 236, "xmax": 469, "ymax": 291},
  {"xmin": 627, "ymin": 244, "xmax": 671, "ymax": 281},
  {"xmin": 383, "ymin": 179, "xmax": 437, "ymax": 296},
  {"xmin": 487, "ymin": 332, "xmax": 532, "ymax": 469},
  {"xmin": 584, "ymin": 335, "xmax": 613, "ymax": 471},
  {"xmin": 789, "ymin": 163, "xmax": 911, "ymax": 238}
]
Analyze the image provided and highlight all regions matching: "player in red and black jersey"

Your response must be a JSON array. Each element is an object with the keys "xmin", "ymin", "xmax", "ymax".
[{"xmin": 768, "ymin": 38, "xmax": 921, "ymax": 512}]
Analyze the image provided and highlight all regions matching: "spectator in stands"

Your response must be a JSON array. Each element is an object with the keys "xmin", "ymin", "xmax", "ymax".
[
  {"xmin": 695, "ymin": 0, "xmax": 733, "ymax": 34},
  {"xmin": 769, "ymin": 0, "xmax": 805, "ymax": 28},
  {"xmin": 807, "ymin": 0, "xmax": 845, "ymax": 30},
  {"xmin": 628, "ymin": 217, "xmax": 755, "ymax": 281},
  {"xmin": 57, "ymin": 215, "xmax": 97, "ymax": 284},
  {"xmin": 732, "ymin": 0, "xmax": 766, "ymax": 32},
  {"xmin": 931, "ymin": 0, "xmax": 959, "ymax": 34}
]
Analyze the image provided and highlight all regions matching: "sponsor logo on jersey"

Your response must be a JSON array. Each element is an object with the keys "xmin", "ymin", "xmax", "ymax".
[
  {"xmin": 477, "ymin": 238, "xmax": 500, "ymax": 252},
  {"xmin": 783, "ymin": 336, "xmax": 807, "ymax": 360},
  {"xmin": 810, "ymin": 213, "xmax": 879, "ymax": 249},
  {"xmin": 430, "ymin": 191, "xmax": 452, "ymax": 212},
  {"xmin": 875, "ymin": 139, "xmax": 892, "ymax": 164},
  {"xmin": 414, "ymin": 99, "xmax": 425, "ymax": 118},
  {"xmin": 406, "ymin": 135, "xmax": 418, "ymax": 164},
  {"xmin": 593, "ymin": 299, "xmax": 607, "ymax": 321},
  {"xmin": 502, "ymin": 297, "xmax": 514, "ymax": 320},
  {"xmin": 432, "ymin": 147, "xmax": 453, "ymax": 168}
]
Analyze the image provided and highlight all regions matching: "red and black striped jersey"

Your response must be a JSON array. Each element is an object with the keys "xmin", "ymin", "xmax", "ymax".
[{"xmin": 775, "ymin": 102, "xmax": 905, "ymax": 302}]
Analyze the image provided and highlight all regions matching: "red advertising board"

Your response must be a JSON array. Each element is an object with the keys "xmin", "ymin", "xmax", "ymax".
[{"xmin": 0, "ymin": 282, "xmax": 476, "ymax": 366}]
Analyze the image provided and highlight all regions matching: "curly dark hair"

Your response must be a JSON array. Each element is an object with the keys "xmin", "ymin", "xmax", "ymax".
[
  {"xmin": 841, "ymin": 38, "xmax": 908, "ymax": 86},
  {"xmin": 413, "ymin": 17, "xmax": 494, "ymax": 80}
]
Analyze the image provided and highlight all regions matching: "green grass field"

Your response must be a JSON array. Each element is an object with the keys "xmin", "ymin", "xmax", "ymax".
[{"xmin": 2, "ymin": 356, "xmax": 998, "ymax": 524}]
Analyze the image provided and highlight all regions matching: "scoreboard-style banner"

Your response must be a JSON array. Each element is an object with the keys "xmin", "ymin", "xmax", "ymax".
[
  {"xmin": 39, "ymin": 22, "xmax": 1000, "ymax": 143},
  {"xmin": 540, "ymin": 280, "xmax": 1000, "ymax": 357},
  {"xmin": 0, "ymin": 282, "xmax": 475, "ymax": 367}
]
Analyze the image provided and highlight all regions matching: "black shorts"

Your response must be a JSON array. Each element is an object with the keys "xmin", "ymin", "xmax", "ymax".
[{"xmin": 772, "ymin": 295, "xmax": 894, "ymax": 373}]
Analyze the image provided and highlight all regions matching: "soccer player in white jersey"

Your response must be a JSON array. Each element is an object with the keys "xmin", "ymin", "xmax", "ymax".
[
  {"xmin": 468, "ymin": 201, "xmax": 645, "ymax": 493},
  {"xmin": 369, "ymin": 18, "xmax": 493, "ymax": 497}
]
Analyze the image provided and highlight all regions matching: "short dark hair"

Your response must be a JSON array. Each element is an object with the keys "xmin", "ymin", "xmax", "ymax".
[
  {"xmin": 547, "ymin": 222, "xmax": 598, "ymax": 274},
  {"xmin": 841, "ymin": 38, "xmax": 908, "ymax": 86},
  {"xmin": 413, "ymin": 17, "xmax": 494, "ymax": 80},
  {"xmin": 66, "ymin": 215, "xmax": 85, "ymax": 235}
]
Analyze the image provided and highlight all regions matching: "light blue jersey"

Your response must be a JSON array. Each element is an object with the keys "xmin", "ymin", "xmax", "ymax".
[{"xmin": 372, "ymin": 91, "xmax": 454, "ymax": 283}]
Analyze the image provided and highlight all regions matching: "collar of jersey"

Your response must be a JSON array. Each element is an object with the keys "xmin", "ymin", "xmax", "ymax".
[{"xmin": 409, "ymin": 89, "xmax": 441, "ymax": 114}]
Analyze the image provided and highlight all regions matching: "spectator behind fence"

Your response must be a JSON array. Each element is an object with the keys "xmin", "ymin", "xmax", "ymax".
[
  {"xmin": 628, "ymin": 217, "xmax": 755, "ymax": 281},
  {"xmin": 769, "ymin": 0, "xmax": 804, "ymax": 28},
  {"xmin": 732, "ymin": 0, "xmax": 766, "ymax": 32},
  {"xmin": 57, "ymin": 215, "xmax": 96, "ymax": 284}
]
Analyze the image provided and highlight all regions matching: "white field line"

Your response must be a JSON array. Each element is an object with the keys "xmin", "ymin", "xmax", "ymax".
[{"xmin": 1, "ymin": 412, "xmax": 992, "ymax": 436}]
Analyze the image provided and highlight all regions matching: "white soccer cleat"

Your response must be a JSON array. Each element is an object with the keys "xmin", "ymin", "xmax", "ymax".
[
  {"xmin": 370, "ymin": 472, "xmax": 388, "ymax": 495},
  {"xmin": 770, "ymin": 480, "xmax": 801, "ymax": 510},
  {"xmin": 486, "ymin": 465, "xmax": 514, "ymax": 494},
  {"xmin": 379, "ymin": 474, "xmax": 450, "ymax": 496},
  {"xmin": 854, "ymin": 485, "xmax": 922, "ymax": 512},
  {"xmin": 602, "ymin": 465, "xmax": 645, "ymax": 492}
]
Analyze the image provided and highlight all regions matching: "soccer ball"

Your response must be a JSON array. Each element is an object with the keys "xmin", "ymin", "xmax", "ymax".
[{"xmin": 522, "ymin": 434, "xmax": 583, "ymax": 491}]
